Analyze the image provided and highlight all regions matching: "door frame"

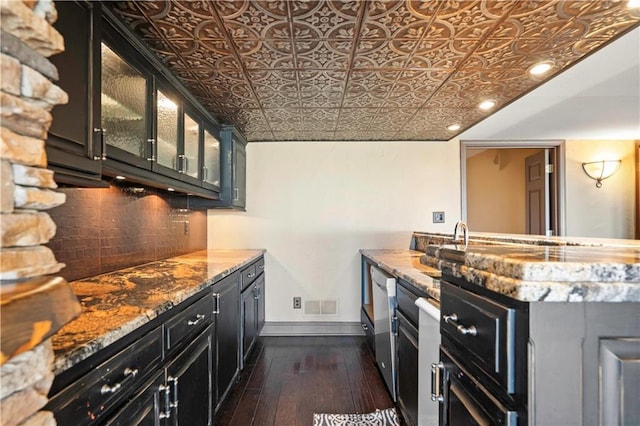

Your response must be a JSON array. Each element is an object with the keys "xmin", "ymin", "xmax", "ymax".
[{"xmin": 460, "ymin": 140, "xmax": 567, "ymax": 237}]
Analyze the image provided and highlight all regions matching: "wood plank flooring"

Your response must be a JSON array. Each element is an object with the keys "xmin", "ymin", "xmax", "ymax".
[{"xmin": 215, "ymin": 336, "xmax": 403, "ymax": 426}]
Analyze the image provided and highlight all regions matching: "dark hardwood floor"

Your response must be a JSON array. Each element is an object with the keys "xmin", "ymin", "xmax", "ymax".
[{"xmin": 215, "ymin": 336, "xmax": 403, "ymax": 426}]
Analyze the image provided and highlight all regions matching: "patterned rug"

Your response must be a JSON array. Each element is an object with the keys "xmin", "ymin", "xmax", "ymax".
[{"xmin": 312, "ymin": 408, "xmax": 400, "ymax": 426}]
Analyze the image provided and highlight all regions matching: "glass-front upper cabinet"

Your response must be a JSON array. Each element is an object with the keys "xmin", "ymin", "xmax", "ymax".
[
  {"xmin": 183, "ymin": 112, "xmax": 201, "ymax": 179},
  {"xmin": 156, "ymin": 89, "xmax": 179, "ymax": 173},
  {"xmin": 203, "ymin": 128, "xmax": 221, "ymax": 190},
  {"xmin": 99, "ymin": 40, "xmax": 151, "ymax": 169}
]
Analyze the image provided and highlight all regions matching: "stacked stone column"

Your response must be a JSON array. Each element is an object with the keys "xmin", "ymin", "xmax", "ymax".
[{"xmin": 1, "ymin": 1, "xmax": 81, "ymax": 425}]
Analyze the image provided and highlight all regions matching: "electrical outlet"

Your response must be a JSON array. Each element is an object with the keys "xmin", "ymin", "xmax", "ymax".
[
  {"xmin": 433, "ymin": 211, "xmax": 445, "ymax": 223},
  {"xmin": 293, "ymin": 297, "xmax": 301, "ymax": 309}
]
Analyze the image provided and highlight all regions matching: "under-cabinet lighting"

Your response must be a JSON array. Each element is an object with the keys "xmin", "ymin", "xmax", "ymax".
[
  {"xmin": 115, "ymin": 175, "xmax": 126, "ymax": 180},
  {"xmin": 447, "ymin": 124, "xmax": 461, "ymax": 131},
  {"xmin": 528, "ymin": 61, "xmax": 553, "ymax": 76},
  {"xmin": 167, "ymin": 187, "xmax": 175, "ymax": 192},
  {"xmin": 627, "ymin": 0, "xmax": 640, "ymax": 8},
  {"xmin": 581, "ymin": 160, "xmax": 621, "ymax": 188},
  {"xmin": 478, "ymin": 100, "xmax": 496, "ymax": 111}
]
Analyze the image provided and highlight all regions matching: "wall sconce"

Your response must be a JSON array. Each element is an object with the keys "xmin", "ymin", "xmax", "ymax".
[{"xmin": 581, "ymin": 160, "xmax": 621, "ymax": 188}]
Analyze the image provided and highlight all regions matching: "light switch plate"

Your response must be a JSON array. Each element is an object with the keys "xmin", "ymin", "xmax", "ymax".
[{"xmin": 433, "ymin": 211, "xmax": 445, "ymax": 223}]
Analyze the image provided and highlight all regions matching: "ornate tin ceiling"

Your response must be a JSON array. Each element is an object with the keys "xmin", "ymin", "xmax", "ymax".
[{"xmin": 109, "ymin": 1, "xmax": 640, "ymax": 142}]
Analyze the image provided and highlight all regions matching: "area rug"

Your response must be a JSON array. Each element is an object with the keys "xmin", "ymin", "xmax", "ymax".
[{"xmin": 312, "ymin": 408, "xmax": 400, "ymax": 426}]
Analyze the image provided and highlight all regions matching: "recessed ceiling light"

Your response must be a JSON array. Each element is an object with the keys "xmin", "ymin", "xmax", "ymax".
[
  {"xmin": 115, "ymin": 175, "xmax": 126, "ymax": 180},
  {"xmin": 167, "ymin": 187, "xmax": 175, "ymax": 192},
  {"xmin": 528, "ymin": 62, "xmax": 553, "ymax": 76},
  {"xmin": 627, "ymin": 0, "xmax": 640, "ymax": 8},
  {"xmin": 447, "ymin": 124, "xmax": 461, "ymax": 131},
  {"xmin": 478, "ymin": 100, "xmax": 496, "ymax": 111}
]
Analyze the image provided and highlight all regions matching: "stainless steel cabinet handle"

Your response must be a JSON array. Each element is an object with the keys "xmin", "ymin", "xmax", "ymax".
[
  {"xmin": 213, "ymin": 293, "xmax": 220, "ymax": 315},
  {"xmin": 444, "ymin": 313, "xmax": 477, "ymax": 336},
  {"xmin": 146, "ymin": 138, "xmax": 156, "ymax": 161},
  {"xmin": 247, "ymin": 272, "xmax": 256, "ymax": 279},
  {"xmin": 431, "ymin": 362, "xmax": 444, "ymax": 402},
  {"xmin": 178, "ymin": 154, "xmax": 186, "ymax": 173},
  {"xmin": 168, "ymin": 376, "xmax": 179, "ymax": 408},
  {"xmin": 203, "ymin": 166, "xmax": 208, "ymax": 181},
  {"xmin": 100, "ymin": 128, "xmax": 107, "ymax": 160},
  {"xmin": 159, "ymin": 384, "xmax": 171, "ymax": 419},
  {"xmin": 258, "ymin": 264, "xmax": 264, "ymax": 270},
  {"xmin": 100, "ymin": 382, "xmax": 121, "ymax": 395},
  {"xmin": 234, "ymin": 187, "xmax": 239, "ymax": 201},
  {"xmin": 93, "ymin": 128, "xmax": 107, "ymax": 160},
  {"xmin": 187, "ymin": 313, "xmax": 205, "ymax": 326},
  {"xmin": 99, "ymin": 366, "xmax": 139, "ymax": 395},
  {"xmin": 124, "ymin": 367, "xmax": 138, "ymax": 378},
  {"xmin": 361, "ymin": 323, "xmax": 368, "ymax": 331}
]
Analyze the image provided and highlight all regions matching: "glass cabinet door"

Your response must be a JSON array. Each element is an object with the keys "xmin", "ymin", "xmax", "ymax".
[
  {"xmin": 203, "ymin": 129, "xmax": 220, "ymax": 188},
  {"xmin": 156, "ymin": 90, "xmax": 179, "ymax": 171},
  {"xmin": 101, "ymin": 43, "xmax": 147, "ymax": 159},
  {"xmin": 183, "ymin": 113, "xmax": 201, "ymax": 178}
]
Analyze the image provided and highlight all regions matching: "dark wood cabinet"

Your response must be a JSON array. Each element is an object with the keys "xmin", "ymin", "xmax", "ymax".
[
  {"xmin": 165, "ymin": 325, "xmax": 214, "ymax": 426},
  {"xmin": 47, "ymin": 0, "xmax": 105, "ymax": 187},
  {"xmin": 48, "ymin": 257, "xmax": 266, "ymax": 425},
  {"xmin": 241, "ymin": 257, "xmax": 265, "ymax": 361},
  {"xmin": 196, "ymin": 126, "xmax": 247, "ymax": 210},
  {"xmin": 396, "ymin": 279, "xmax": 427, "ymax": 426},
  {"xmin": 47, "ymin": 2, "xmax": 222, "ymax": 199},
  {"xmin": 105, "ymin": 372, "xmax": 165, "ymax": 426},
  {"xmin": 397, "ymin": 311, "xmax": 419, "ymax": 426},
  {"xmin": 212, "ymin": 272, "xmax": 241, "ymax": 408},
  {"xmin": 242, "ymin": 282, "xmax": 257, "ymax": 361}
]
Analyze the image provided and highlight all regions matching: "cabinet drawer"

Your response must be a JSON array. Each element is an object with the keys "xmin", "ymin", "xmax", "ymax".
[
  {"xmin": 241, "ymin": 263, "xmax": 258, "ymax": 291},
  {"xmin": 396, "ymin": 280, "xmax": 425, "ymax": 327},
  {"xmin": 440, "ymin": 280, "xmax": 516, "ymax": 393},
  {"xmin": 49, "ymin": 327, "xmax": 163, "ymax": 425},
  {"xmin": 165, "ymin": 293, "xmax": 213, "ymax": 354},
  {"xmin": 255, "ymin": 257, "xmax": 265, "ymax": 275}
]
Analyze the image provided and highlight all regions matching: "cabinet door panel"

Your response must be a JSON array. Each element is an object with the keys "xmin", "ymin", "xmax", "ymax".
[
  {"xmin": 256, "ymin": 276, "xmax": 265, "ymax": 335},
  {"xmin": 397, "ymin": 312, "xmax": 419, "ymax": 426},
  {"xmin": 156, "ymin": 89, "xmax": 179, "ymax": 172},
  {"xmin": 203, "ymin": 129, "xmax": 221, "ymax": 189},
  {"xmin": 166, "ymin": 325, "xmax": 213, "ymax": 426},
  {"xmin": 242, "ymin": 285, "xmax": 257, "ymax": 360},
  {"xmin": 100, "ymin": 42, "xmax": 148, "ymax": 160},
  {"xmin": 183, "ymin": 113, "xmax": 200, "ymax": 179},
  {"xmin": 213, "ymin": 273, "xmax": 241, "ymax": 405},
  {"xmin": 105, "ymin": 372, "xmax": 165, "ymax": 426}
]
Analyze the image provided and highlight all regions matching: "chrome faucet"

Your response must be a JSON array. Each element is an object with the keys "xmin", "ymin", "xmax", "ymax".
[{"xmin": 453, "ymin": 220, "xmax": 469, "ymax": 248}]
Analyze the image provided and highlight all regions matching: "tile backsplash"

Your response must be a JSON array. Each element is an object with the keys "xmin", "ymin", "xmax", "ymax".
[{"xmin": 48, "ymin": 184, "xmax": 206, "ymax": 282}]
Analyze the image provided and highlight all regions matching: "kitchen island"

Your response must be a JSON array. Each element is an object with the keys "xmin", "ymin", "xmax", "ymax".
[{"xmin": 362, "ymin": 233, "xmax": 639, "ymax": 426}]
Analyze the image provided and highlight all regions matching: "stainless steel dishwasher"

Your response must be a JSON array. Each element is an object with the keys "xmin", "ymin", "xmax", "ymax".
[{"xmin": 371, "ymin": 265, "xmax": 398, "ymax": 401}]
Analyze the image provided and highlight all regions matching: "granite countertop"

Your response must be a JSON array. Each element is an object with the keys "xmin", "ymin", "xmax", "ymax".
[
  {"xmin": 422, "ymin": 243, "xmax": 640, "ymax": 303},
  {"xmin": 359, "ymin": 249, "xmax": 442, "ymax": 300},
  {"xmin": 52, "ymin": 249, "xmax": 265, "ymax": 375}
]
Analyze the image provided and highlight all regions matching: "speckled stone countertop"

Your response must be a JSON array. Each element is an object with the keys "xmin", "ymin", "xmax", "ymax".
[
  {"xmin": 360, "ymin": 249, "xmax": 442, "ymax": 300},
  {"xmin": 51, "ymin": 249, "xmax": 265, "ymax": 375},
  {"xmin": 422, "ymin": 243, "xmax": 640, "ymax": 302}
]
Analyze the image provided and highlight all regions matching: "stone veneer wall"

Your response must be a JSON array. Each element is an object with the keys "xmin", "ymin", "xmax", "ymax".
[{"xmin": 0, "ymin": 1, "xmax": 78, "ymax": 425}]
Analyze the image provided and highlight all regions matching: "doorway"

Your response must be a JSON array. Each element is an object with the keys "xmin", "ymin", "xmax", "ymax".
[{"xmin": 461, "ymin": 141, "xmax": 565, "ymax": 236}]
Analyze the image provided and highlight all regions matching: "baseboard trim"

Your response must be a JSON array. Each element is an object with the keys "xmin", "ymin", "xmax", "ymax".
[{"xmin": 261, "ymin": 321, "xmax": 365, "ymax": 336}]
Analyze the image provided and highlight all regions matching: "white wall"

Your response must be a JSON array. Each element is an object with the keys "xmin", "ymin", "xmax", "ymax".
[
  {"xmin": 565, "ymin": 140, "xmax": 636, "ymax": 238},
  {"xmin": 208, "ymin": 140, "xmax": 461, "ymax": 322}
]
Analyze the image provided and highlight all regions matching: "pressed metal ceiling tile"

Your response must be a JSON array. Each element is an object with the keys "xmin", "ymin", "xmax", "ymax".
[{"xmin": 109, "ymin": 0, "xmax": 640, "ymax": 142}]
